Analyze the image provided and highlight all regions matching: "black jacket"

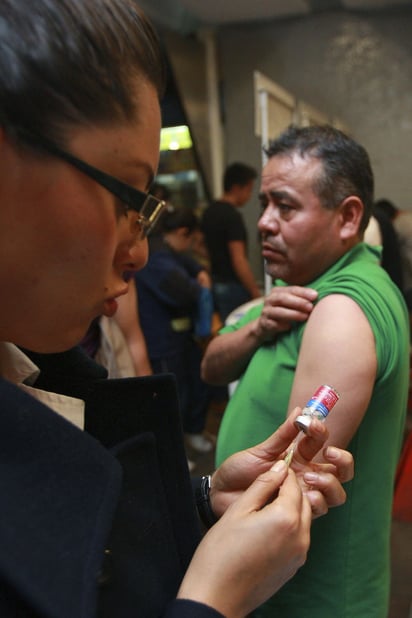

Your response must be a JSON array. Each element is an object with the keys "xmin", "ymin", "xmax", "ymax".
[{"xmin": 0, "ymin": 347, "xmax": 222, "ymax": 617}]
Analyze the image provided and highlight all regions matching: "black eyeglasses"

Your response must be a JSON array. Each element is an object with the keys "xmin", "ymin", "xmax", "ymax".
[{"xmin": 21, "ymin": 133, "xmax": 166, "ymax": 239}]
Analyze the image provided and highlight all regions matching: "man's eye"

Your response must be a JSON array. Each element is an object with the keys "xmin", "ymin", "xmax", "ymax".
[{"xmin": 278, "ymin": 203, "xmax": 293, "ymax": 214}]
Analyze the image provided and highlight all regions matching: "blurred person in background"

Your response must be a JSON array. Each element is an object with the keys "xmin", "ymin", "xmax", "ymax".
[
  {"xmin": 80, "ymin": 279, "xmax": 152, "ymax": 378},
  {"xmin": 135, "ymin": 206, "xmax": 215, "ymax": 458},
  {"xmin": 202, "ymin": 162, "xmax": 261, "ymax": 322},
  {"xmin": 375, "ymin": 198, "xmax": 412, "ymax": 293}
]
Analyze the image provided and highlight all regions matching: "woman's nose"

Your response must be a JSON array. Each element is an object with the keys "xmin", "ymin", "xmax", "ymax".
[
  {"xmin": 126, "ymin": 210, "xmax": 148, "ymax": 241},
  {"xmin": 116, "ymin": 215, "xmax": 149, "ymax": 271}
]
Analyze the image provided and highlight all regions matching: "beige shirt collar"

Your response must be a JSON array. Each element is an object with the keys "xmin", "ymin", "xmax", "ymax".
[{"xmin": 0, "ymin": 342, "xmax": 84, "ymax": 430}]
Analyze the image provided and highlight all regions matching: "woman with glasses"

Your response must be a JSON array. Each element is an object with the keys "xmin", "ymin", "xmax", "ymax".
[{"xmin": 0, "ymin": 1, "xmax": 353, "ymax": 617}]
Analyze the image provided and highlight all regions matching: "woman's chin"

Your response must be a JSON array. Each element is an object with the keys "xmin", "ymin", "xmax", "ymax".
[{"xmin": 16, "ymin": 327, "xmax": 91, "ymax": 354}]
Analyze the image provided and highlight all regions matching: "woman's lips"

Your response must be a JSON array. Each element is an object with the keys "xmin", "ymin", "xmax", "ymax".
[
  {"xmin": 101, "ymin": 284, "xmax": 129, "ymax": 318},
  {"xmin": 102, "ymin": 297, "xmax": 119, "ymax": 318}
]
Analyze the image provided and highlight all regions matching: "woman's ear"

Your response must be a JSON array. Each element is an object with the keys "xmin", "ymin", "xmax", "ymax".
[{"xmin": 338, "ymin": 196, "xmax": 364, "ymax": 240}]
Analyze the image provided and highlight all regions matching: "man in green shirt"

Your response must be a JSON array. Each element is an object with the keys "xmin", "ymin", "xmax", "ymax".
[{"xmin": 202, "ymin": 125, "xmax": 410, "ymax": 618}]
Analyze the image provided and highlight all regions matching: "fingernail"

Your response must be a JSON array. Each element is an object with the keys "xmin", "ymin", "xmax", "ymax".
[
  {"xmin": 325, "ymin": 446, "xmax": 339, "ymax": 459},
  {"xmin": 303, "ymin": 472, "xmax": 319, "ymax": 483},
  {"xmin": 271, "ymin": 460, "xmax": 287, "ymax": 473}
]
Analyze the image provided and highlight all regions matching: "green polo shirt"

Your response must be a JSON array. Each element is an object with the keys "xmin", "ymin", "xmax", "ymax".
[{"xmin": 216, "ymin": 243, "xmax": 409, "ymax": 618}]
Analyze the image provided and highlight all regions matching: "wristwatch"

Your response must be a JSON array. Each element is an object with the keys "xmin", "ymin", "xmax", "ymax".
[{"xmin": 195, "ymin": 475, "xmax": 218, "ymax": 528}]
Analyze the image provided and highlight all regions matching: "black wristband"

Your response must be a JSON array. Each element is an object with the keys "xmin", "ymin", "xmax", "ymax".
[{"xmin": 195, "ymin": 475, "xmax": 218, "ymax": 529}]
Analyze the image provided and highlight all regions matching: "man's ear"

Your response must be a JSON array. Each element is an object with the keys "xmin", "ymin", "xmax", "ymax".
[{"xmin": 338, "ymin": 196, "xmax": 364, "ymax": 240}]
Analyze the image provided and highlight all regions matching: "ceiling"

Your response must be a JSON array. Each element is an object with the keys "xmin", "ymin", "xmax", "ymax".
[
  {"xmin": 179, "ymin": 0, "xmax": 411, "ymax": 25},
  {"xmin": 139, "ymin": 0, "xmax": 412, "ymax": 33}
]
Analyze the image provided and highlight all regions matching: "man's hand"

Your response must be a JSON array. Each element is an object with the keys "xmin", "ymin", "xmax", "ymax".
[
  {"xmin": 197, "ymin": 269, "xmax": 211, "ymax": 288},
  {"xmin": 201, "ymin": 286, "xmax": 318, "ymax": 385},
  {"xmin": 254, "ymin": 286, "xmax": 318, "ymax": 343}
]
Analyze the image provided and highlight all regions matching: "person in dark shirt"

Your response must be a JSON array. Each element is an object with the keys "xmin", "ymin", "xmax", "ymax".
[
  {"xmin": 202, "ymin": 162, "xmax": 261, "ymax": 321},
  {"xmin": 135, "ymin": 206, "xmax": 214, "ymax": 455}
]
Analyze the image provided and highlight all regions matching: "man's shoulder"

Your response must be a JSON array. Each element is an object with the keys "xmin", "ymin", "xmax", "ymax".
[
  {"xmin": 204, "ymin": 200, "xmax": 235, "ymax": 214},
  {"xmin": 210, "ymin": 199, "xmax": 232, "ymax": 207},
  {"xmin": 316, "ymin": 254, "xmax": 408, "ymax": 337},
  {"xmin": 205, "ymin": 201, "xmax": 242, "ymax": 223}
]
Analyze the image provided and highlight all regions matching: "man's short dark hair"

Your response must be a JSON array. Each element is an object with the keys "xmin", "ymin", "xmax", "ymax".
[
  {"xmin": 223, "ymin": 162, "xmax": 257, "ymax": 192},
  {"xmin": 0, "ymin": 0, "xmax": 166, "ymax": 149},
  {"xmin": 265, "ymin": 125, "xmax": 374, "ymax": 232}
]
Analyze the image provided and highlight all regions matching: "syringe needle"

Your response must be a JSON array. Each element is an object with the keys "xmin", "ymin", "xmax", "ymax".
[{"xmin": 284, "ymin": 434, "xmax": 300, "ymax": 467}]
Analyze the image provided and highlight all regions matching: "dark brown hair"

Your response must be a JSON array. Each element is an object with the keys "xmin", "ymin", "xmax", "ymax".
[{"xmin": 0, "ymin": 0, "xmax": 166, "ymax": 146}]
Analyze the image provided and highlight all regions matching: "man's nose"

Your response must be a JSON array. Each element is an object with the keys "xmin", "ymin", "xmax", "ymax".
[{"xmin": 258, "ymin": 205, "xmax": 280, "ymax": 233}]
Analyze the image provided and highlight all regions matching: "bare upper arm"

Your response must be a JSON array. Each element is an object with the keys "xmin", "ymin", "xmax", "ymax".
[{"xmin": 288, "ymin": 294, "xmax": 377, "ymax": 449}]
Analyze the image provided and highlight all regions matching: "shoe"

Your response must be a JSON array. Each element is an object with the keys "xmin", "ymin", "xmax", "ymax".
[
  {"xmin": 187, "ymin": 458, "xmax": 196, "ymax": 472},
  {"xmin": 186, "ymin": 433, "xmax": 214, "ymax": 454}
]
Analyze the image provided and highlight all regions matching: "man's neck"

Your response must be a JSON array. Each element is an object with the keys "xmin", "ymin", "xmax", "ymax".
[{"xmin": 219, "ymin": 192, "xmax": 239, "ymax": 207}]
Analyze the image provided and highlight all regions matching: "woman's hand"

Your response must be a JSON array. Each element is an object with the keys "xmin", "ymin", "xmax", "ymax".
[
  {"xmin": 179, "ymin": 461, "xmax": 311, "ymax": 617},
  {"xmin": 210, "ymin": 408, "xmax": 354, "ymax": 520}
]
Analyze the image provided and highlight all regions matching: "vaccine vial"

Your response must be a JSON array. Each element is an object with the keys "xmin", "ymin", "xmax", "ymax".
[{"xmin": 295, "ymin": 385, "xmax": 340, "ymax": 432}]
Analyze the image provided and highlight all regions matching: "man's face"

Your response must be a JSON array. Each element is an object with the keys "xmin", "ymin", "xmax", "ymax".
[
  {"xmin": 236, "ymin": 179, "xmax": 255, "ymax": 207},
  {"xmin": 0, "ymin": 78, "xmax": 161, "ymax": 352},
  {"xmin": 258, "ymin": 152, "xmax": 345, "ymax": 285}
]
